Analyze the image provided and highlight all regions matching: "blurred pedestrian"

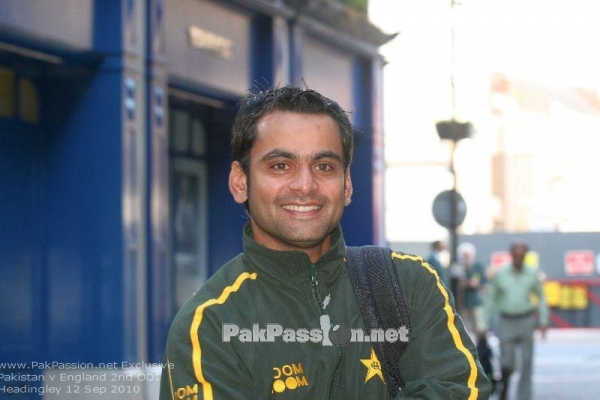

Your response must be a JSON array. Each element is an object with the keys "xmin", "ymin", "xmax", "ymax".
[
  {"xmin": 483, "ymin": 241, "xmax": 549, "ymax": 400},
  {"xmin": 426, "ymin": 240, "xmax": 448, "ymax": 286},
  {"xmin": 457, "ymin": 242, "xmax": 486, "ymax": 337}
]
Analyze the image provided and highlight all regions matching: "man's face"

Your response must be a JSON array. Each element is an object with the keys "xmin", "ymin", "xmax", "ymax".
[
  {"xmin": 229, "ymin": 111, "xmax": 352, "ymax": 261},
  {"xmin": 462, "ymin": 252, "xmax": 473, "ymax": 266},
  {"xmin": 511, "ymin": 245, "xmax": 527, "ymax": 268}
]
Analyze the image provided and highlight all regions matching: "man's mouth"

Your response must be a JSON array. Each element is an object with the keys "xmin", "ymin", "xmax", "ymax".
[{"xmin": 282, "ymin": 205, "xmax": 321, "ymax": 212}]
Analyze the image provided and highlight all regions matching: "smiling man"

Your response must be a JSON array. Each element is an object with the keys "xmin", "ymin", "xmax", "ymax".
[
  {"xmin": 229, "ymin": 110, "xmax": 351, "ymax": 260},
  {"xmin": 160, "ymin": 85, "xmax": 490, "ymax": 399}
]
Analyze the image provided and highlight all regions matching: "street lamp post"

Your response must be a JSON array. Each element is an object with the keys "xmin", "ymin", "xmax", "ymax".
[
  {"xmin": 432, "ymin": 0, "xmax": 475, "ymax": 304},
  {"xmin": 434, "ymin": 119, "xmax": 473, "ymax": 298},
  {"xmin": 434, "ymin": 120, "xmax": 472, "ymax": 303}
]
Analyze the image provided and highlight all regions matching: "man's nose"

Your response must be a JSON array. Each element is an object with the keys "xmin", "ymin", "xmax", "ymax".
[{"xmin": 289, "ymin": 165, "xmax": 318, "ymax": 194}]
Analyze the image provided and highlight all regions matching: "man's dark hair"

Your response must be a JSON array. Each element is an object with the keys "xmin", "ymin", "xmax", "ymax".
[
  {"xmin": 510, "ymin": 241, "xmax": 529, "ymax": 254},
  {"xmin": 432, "ymin": 240, "xmax": 444, "ymax": 251},
  {"xmin": 231, "ymin": 84, "xmax": 354, "ymax": 175}
]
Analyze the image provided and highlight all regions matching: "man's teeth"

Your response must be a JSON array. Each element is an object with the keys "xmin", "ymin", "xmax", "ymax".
[{"xmin": 282, "ymin": 205, "xmax": 320, "ymax": 212}]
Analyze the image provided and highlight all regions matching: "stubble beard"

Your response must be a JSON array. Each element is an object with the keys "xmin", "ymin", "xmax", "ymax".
[{"xmin": 245, "ymin": 177, "xmax": 342, "ymax": 251}]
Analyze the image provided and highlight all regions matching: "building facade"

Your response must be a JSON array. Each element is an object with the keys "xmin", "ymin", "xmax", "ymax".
[{"xmin": 0, "ymin": 0, "xmax": 393, "ymax": 396}]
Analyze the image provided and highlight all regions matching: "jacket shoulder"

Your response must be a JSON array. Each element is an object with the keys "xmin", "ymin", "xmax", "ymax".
[
  {"xmin": 168, "ymin": 254, "xmax": 255, "ymax": 332},
  {"xmin": 389, "ymin": 250, "xmax": 449, "ymax": 307},
  {"xmin": 390, "ymin": 251, "xmax": 439, "ymax": 279}
]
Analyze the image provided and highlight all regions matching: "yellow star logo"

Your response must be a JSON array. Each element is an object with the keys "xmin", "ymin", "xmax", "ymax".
[{"xmin": 360, "ymin": 348, "xmax": 385, "ymax": 383}]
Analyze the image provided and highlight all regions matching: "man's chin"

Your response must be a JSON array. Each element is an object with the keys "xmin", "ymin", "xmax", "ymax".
[
  {"xmin": 280, "ymin": 228, "xmax": 337, "ymax": 250},
  {"xmin": 281, "ymin": 236, "xmax": 326, "ymax": 250}
]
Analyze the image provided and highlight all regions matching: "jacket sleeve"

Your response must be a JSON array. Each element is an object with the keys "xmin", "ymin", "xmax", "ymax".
[
  {"xmin": 159, "ymin": 306, "xmax": 261, "ymax": 400},
  {"xmin": 392, "ymin": 254, "xmax": 491, "ymax": 399},
  {"xmin": 532, "ymin": 271, "xmax": 550, "ymax": 327},
  {"xmin": 482, "ymin": 274, "xmax": 499, "ymax": 332}
]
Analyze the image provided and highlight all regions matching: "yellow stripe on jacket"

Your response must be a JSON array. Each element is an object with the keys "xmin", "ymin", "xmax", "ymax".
[
  {"xmin": 189, "ymin": 272, "xmax": 258, "ymax": 400},
  {"xmin": 392, "ymin": 252, "xmax": 479, "ymax": 400}
]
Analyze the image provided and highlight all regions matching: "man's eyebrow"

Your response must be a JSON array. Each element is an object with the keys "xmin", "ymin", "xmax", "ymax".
[
  {"xmin": 314, "ymin": 150, "xmax": 342, "ymax": 162},
  {"xmin": 261, "ymin": 149, "xmax": 296, "ymax": 162},
  {"xmin": 260, "ymin": 149, "xmax": 342, "ymax": 163}
]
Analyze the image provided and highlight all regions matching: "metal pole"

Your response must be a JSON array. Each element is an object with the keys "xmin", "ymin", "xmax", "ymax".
[
  {"xmin": 449, "ymin": 140, "xmax": 460, "ymax": 303},
  {"xmin": 447, "ymin": 0, "xmax": 462, "ymax": 308},
  {"xmin": 449, "ymin": 141, "xmax": 458, "ymax": 264}
]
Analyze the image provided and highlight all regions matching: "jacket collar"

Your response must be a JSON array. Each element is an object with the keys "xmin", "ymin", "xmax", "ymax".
[{"xmin": 241, "ymin": 222, "xmax": 347, "ymax": 290}]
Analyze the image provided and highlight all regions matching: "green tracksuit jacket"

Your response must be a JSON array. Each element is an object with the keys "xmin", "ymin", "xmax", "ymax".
[{"xmin": 160, "ymin": 224, "xmax": 491, "ymax": 399}]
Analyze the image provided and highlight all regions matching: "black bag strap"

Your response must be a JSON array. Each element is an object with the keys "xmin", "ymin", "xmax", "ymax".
[{"xmin": 345, "ymin": 246, "xmax": 411, "ymax": 399}]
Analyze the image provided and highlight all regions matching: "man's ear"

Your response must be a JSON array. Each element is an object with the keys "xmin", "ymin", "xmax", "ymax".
[
  {"xmin": 229, "ymin": 161, "xmax": 248, "ymax": 204},
  {"xmin": 344, "ymin": 170, "xmax": 353, "ymax": 206}
]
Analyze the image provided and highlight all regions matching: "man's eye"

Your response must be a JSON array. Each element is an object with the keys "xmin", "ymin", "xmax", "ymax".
[
  {"xmin": 272, "ymin": 163, "xmax": 288, "ymax": 171},
  {"xmin": 316, "ymin": 163, "xmax": 333, "ymax": 171}
]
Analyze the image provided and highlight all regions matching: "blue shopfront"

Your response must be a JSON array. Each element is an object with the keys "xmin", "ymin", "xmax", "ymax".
[{"xmin": 0, "ymin": 0, "xmax": 392, "ymax": 395}]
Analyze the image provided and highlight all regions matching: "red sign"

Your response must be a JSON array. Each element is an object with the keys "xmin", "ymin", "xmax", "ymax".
[
  {"xmin": 490, "ymin": 252, "xmax": 511, "ymax": 269},
  {"xmin": 564, "ymin": 250, "xmax": 595, "ymax": 276}
]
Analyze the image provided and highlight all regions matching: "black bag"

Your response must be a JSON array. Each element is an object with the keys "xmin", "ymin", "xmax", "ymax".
[
  {"xmin": 476, "ymin": 335, "xmax": 493, "ymax": 376},
  {"xmin": 345, "ymin": 246, "xmax": 411, "ymax": 399}
]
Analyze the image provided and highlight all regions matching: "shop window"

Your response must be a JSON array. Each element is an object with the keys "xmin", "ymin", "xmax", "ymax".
[
  {"xmin": 172, "ymin": 109, "xmax": 190, "ymax": 153},
  {"xmin": 170, "ymin": 109, "xmax": 207, "ymax": 157},
  {"xmin": 0, "ymin": 67, "xmax": 15, "ymax": 119},
  {"xmin": 191, "ymin": 117, "xmax": 206, "ymax": 156},
  {"xmin": 19, "ymin": 78, "xmax": 40, "ymax": 124},
  {"xmin": 171, "ymin": 159, "xmax": 208, "ymax": 308},
  {"xmin": 0, "ymin": 67, "xmax": 40, "ymax": 124},
  {"xmin": 169, "ymin": 101, "xmax": 209, "ymax": 307}
]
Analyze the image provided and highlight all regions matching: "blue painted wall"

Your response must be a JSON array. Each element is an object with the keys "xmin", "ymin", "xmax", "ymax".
[
  {"xmin": 45, "ymin": 70, "xmax": 125, "ymax": 363},
  {"xmin": 342, "ymin": 58, "xmax": 375, "ymax": 246},
  {"xmin": 0, "ymin": 110, "xmax": 46, "ymax": 364},
  {"xmin": 0, "ymin": 0, "xmax": 130, "ymax": 367}
]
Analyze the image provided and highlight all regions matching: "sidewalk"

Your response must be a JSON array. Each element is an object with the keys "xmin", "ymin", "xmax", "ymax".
[{"xmin": 533, "ymin": 328, "xmax": 600, "ymax": 399}]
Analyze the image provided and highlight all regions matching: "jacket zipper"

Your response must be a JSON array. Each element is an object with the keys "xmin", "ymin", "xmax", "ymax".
[
  {"xmin": 309, "ymin": 263, "xmax": 343, "ymax": 400},
  {"xmin": 309, "ymin": 263, "xmax": 326, "ymax": 315}
]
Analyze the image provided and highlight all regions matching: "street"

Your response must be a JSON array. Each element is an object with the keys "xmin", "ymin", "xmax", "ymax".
[
  {"xmin": 531, "ymin": 328, "xmax": 600, "ymax": 399},
  {"xmin": 495, "ymin": 328, "xmax": 600, "ymax": 399}
]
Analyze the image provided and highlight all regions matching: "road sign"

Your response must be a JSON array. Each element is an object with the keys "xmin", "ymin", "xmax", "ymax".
[
  {"xmin": 432, "ymin": 189, "xmax": 467, "ymax": 229},
  {"xmin": 564, "ymin": 250, "xmax": 594, "ymax": 276}
]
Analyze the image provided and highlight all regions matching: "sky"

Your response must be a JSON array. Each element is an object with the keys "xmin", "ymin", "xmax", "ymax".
[
  {"xmin": 368, "ymin": 0, "xmax": 600, "ymax": 242},
  {"xmin": 370, "ymin": 0, "xmax": 600, "ymax": 89}
]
